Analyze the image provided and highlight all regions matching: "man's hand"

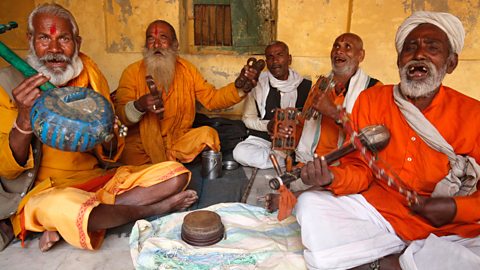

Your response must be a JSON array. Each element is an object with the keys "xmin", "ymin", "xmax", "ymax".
[
  {"xmin": 310, "ymin": 89, "xmax": 339, "ymax": 120},
  {"xmin": 134, "ymin": 93, "xmax": 164, "ymax": 113},
  {"xmin": 300, "ymin": 156, "xmax": 333, "ymax": 187},
  {"xmin": 410, "ymin": 197, "xmax": 456, "ymax": 227},
  {"xmin": 10, "ymin": 73, "xmax": 49, "ymax": 165},
  {"xmin": 12, "ymin": 73, "xmax": 49, "ymax": 127},
  {"xmin": 267, "ymin": 119, "xmax": 293, "ymax": 138}
]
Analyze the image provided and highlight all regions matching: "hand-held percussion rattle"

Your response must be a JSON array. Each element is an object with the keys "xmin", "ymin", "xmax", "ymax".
[
  {"xmin": 0, "ymin": 22, "xmax": 117, "ymax": 152},
  {"xmin": 271, "ymin": 108, "xmax": 299, "ymax": 152},
  {"xmin": 302, "ymin": 74, "xmax": 345, "ymax": 120},
  {"xmin": 234, "ymin": 57, "xmax": 265, "ymax": 92},
  {"xmin": 145, "ymin": 75, "xmax": 164, "ymax": 119},
  {"xmin": 268, "ymin": 124, "xmax": 391, "ymax": 190}
]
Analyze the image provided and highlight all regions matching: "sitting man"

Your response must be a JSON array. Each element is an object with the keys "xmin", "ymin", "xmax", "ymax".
[
  {"xmin": 233, "ymin": 41, "xmax": 311, "ymax": 169},
  {"xmin": 265, "ymin": 33, "xmax": 380, "ymax": 212},
  {"xmin": 0, "ymin": 4, "xmax": 197, "ymax": 252},
  {"xmin": 295, "ymin": 32, "xmax": 381, "ymax": 164},
  {"xmin": 296, "ymin": 11, "xmax": 480, "ymax": 269},
  {"xmin": 114, "ymin": 20, "xmax": 258, "ymax": 165}
]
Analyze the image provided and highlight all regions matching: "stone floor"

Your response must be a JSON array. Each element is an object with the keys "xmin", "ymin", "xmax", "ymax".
[{"xmin": 0, "ymin": 166, "xmax": 287, "ymax": 270}]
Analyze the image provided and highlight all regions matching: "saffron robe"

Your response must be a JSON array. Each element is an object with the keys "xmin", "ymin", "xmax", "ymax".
[
  {"xmin": 115, "ymin": 57, "xmax": 243, "ymax": 165},
  {"xmin": 0, "ymin": 53, "xmax": 190, "ymax": 249}
]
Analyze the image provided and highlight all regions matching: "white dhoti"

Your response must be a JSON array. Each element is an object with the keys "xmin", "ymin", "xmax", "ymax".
[
  {"xmin": 295, "ymin": 191, "xmax": 480, "ymax": 270},
  {"xmin": 232, "ymin": 135, "xmax": 285, "ymax": 169}
]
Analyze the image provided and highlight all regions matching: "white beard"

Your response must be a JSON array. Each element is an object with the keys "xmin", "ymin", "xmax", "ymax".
[
  {"xmin": 143, "ymin": 47, "xmax": 177, "ymax": 92},
  {"xmin": 332, "ymin": 61, "xmax": 356, "ymax": 76},
  {"xmin": 399, "ymin": 60, "xmax": 447, "ymax": 98},
  {"xmin": 26, "ymin": 45, "xmax": 83, "ymax": 87}
]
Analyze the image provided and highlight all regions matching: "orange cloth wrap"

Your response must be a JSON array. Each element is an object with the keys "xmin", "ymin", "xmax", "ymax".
[{"xmin": 115, "ymin": 57, "xmax": 242, "ymax": 164}]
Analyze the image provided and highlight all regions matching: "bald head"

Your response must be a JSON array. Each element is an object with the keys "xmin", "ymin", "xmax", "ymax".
[
  {"xmin": 335, "ymin": 33, "xmax": 363, "ymax": 49},
  {"xmin": 331, "ymin": 33, "xmax": 365, "ymax": 76}
]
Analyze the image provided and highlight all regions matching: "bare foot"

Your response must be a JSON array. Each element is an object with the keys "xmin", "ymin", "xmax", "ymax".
[
  {"xmin": 153, "ymin": 189, "xmax": 198, "ymax": 214},
  {"xmin": 265, "ymin": 193, "xmax": 280, "ymax": 213},
  {"xmin": 39, "ymin": 231, "xmax": 60, "ymax": 252}
]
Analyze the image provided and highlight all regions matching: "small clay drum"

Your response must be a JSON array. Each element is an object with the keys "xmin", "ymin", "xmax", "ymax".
[{"xmin": 181, "ymin": 210, "xmax": 225, "ymax": 246}]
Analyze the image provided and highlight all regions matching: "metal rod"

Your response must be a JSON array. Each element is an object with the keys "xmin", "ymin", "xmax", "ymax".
[{"xmin": 241, "ymin": 167, "xmax": 258, "ymax": 203}]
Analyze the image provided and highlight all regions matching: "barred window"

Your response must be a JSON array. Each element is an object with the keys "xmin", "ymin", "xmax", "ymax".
[
  {"xmin": 194, "ymin": 3, "xmax": 232, "ymax": 46},
  {"xmin": 192, "ymin": 0, "xmax": 275, "ymax": 54}
]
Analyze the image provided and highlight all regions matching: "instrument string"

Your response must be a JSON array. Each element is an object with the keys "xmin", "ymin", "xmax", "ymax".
[{"xmin": 337, "ymin": 109, "xmax": 419, "ymax": 205}]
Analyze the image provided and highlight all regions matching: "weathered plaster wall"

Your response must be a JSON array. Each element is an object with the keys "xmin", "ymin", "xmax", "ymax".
[{"xmin": 1, "ymin": 0, "xmax": 479, "ymax": 117}]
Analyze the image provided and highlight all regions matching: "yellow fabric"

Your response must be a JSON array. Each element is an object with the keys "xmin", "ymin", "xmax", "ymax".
[
  {"xmin": 115, "ymin": 57, "xmax": 242, "ymax": 164},
  {"xmin": 0, "ymin": 53, "xmax": 140, "ymax": 249},
  {"xmin": 24, "ymin": 161, "xmax": 190, "ymax": 250}
]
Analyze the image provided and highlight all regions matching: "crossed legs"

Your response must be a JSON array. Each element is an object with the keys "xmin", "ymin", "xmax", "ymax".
[{"xmin": 39, "ymin": 172, "xmax": 197, "ymax": 252}]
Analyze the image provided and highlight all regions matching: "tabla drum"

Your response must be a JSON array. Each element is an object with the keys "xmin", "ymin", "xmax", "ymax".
[
  {"xmin": 181, "ymin": 210, "xmax": 225, "ymax": 246},
  {"xmin": 30, "ymin": 86, "xmax": 115, "ymax": 152}
]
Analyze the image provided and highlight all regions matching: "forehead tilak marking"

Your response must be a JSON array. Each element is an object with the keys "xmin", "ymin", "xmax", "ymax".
[{"xmin": 50, "ymin": 23, "xmax": 56, "ymax": 35}]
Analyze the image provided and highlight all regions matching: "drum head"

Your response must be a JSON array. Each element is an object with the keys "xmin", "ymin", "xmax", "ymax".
[
  {"xmin": 30, "ymin": 87, "xmax": 114, "ymax": 152},
  {"xmin": 181, "ymin": 210, "xmax": 224, "ymax": 246}
]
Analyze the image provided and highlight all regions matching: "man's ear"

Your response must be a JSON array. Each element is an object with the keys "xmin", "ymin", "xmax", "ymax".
[
  {"xmin": 173, "ymin": 40, "xmax": 179, "ymax": 50},
  {"xmin": 76, "ymin": 36, "xmax": 82, "ymax": 51},
  {"xmin": 446, "ymin": 53, "xmax": 458, "ymax": 74},
  {"xmin": 358, "ymin": 49, "xmax": 365, "ymax": 62},
  {"xmin": 288, "ymin": 54, "xmax": 292, "ymax": 65}
]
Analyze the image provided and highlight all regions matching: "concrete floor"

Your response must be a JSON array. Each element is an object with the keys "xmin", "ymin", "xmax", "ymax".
[{"xmin": 0, "ymin": 166, "xmax": 291, "ymax": 270}]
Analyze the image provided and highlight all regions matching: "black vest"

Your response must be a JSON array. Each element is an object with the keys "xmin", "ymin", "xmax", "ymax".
[{"xmin": 248, "ymin": 78, "xmax": 312, "ymax": 141}]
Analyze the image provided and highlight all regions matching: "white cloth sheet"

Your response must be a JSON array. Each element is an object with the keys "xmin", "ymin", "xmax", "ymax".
[{"xmin": 130, "ymin": 203, "xmax": 306, "ymax": 270}]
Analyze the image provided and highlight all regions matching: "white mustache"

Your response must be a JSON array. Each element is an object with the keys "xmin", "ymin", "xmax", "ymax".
[{"xmin": 39, "ymin": 53, "xmax": 71, "ymax": 63}]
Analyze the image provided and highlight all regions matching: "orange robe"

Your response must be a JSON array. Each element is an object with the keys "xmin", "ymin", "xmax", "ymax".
[
  {"xmin": 296, "ymin": 79, "xmax": 382, "ymax": 165},
  {"xmin": 329, "ymin": 84, "xmax": 480, "ymax": 240},
  {"xmin": 0, "ymin": 53, "xmax": 190, "ymax": 249},
  {"xmin": 115, "ymin": 57, "xmax": 243, "ymax": 165}
]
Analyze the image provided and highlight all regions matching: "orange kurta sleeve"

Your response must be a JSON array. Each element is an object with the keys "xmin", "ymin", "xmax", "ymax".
[
  {"xmin": 114, "ymin": 60, "xmax": 144, "ymax": 127},
  {"xmin": 185, "ymin": 60, "xmax": 243, "ymax": 110},
  {"xmin": 328, "ymin": 84, "xmax": 480, "ymax": 240},
  {"xmin": 0, "ymin": 87, "xmax": 35, "ymax": 179}
]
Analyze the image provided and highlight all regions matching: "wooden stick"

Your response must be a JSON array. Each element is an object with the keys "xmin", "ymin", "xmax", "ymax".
[{"xmin": 241, "ymin": 167, "xmax": 259, "ymax": 203}]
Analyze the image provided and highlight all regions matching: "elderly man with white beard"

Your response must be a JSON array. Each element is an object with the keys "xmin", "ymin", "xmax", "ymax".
[
  {"xmin": 294, "ymin": 11, "xmax": 480, "ymax": 270},
  {"xmin": 0, "ymin": 4, "xmax": 199, "ymax": 252},
  {"xmin": 114, "ymin": 20, "xmax": 259, "ymax": 166},
  {"xmin": 263, "ymin": 33, "xmax": 381, "ymax": 216}
]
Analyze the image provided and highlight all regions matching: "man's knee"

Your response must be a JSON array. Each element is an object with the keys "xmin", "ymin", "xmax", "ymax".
[
  {"xmin": 296, "ymin": 191, "xmax": 321, "ymax": 213},
  {"xmin": 295, "ymin": 191, "xmax": 334, "ymax": 222},
  {"xmin": 168, "ymin": 172, "xmax": 189, "ymax": 191},
  {"xmin": 232, "ymin": 143, "xmax": 246, "ymax": 162}
]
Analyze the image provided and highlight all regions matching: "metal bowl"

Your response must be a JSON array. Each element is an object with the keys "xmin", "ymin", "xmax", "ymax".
[{"xmin": 223, "ymin": 160, "xmax": 239, "ymax": 170}]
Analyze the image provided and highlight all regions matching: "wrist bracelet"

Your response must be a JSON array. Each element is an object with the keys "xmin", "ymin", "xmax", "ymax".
[{"xmin": 13, "ymin": 121, "xmax": 33, "ymax": 135}]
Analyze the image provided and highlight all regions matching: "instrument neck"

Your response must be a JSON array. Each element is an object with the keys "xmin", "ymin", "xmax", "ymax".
[{"xmin": 0, "ymin": 41, "xmax": 55, "ymax": 91}]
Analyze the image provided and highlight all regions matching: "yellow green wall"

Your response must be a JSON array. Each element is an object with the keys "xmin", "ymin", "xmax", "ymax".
[{"xmin": 1, "ymin": 0, "xmax": 479, "ymax": 117}]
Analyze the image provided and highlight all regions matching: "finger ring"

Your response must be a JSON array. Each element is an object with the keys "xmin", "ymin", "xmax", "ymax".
[{"xmin": 153, "ymin": 104, "xmax": 157, "ymax": 110}]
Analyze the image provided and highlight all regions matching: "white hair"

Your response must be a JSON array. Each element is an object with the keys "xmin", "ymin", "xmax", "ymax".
[{"xmin": 28, "ymin": 3, "xmax": 79, "ymax": 37}]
